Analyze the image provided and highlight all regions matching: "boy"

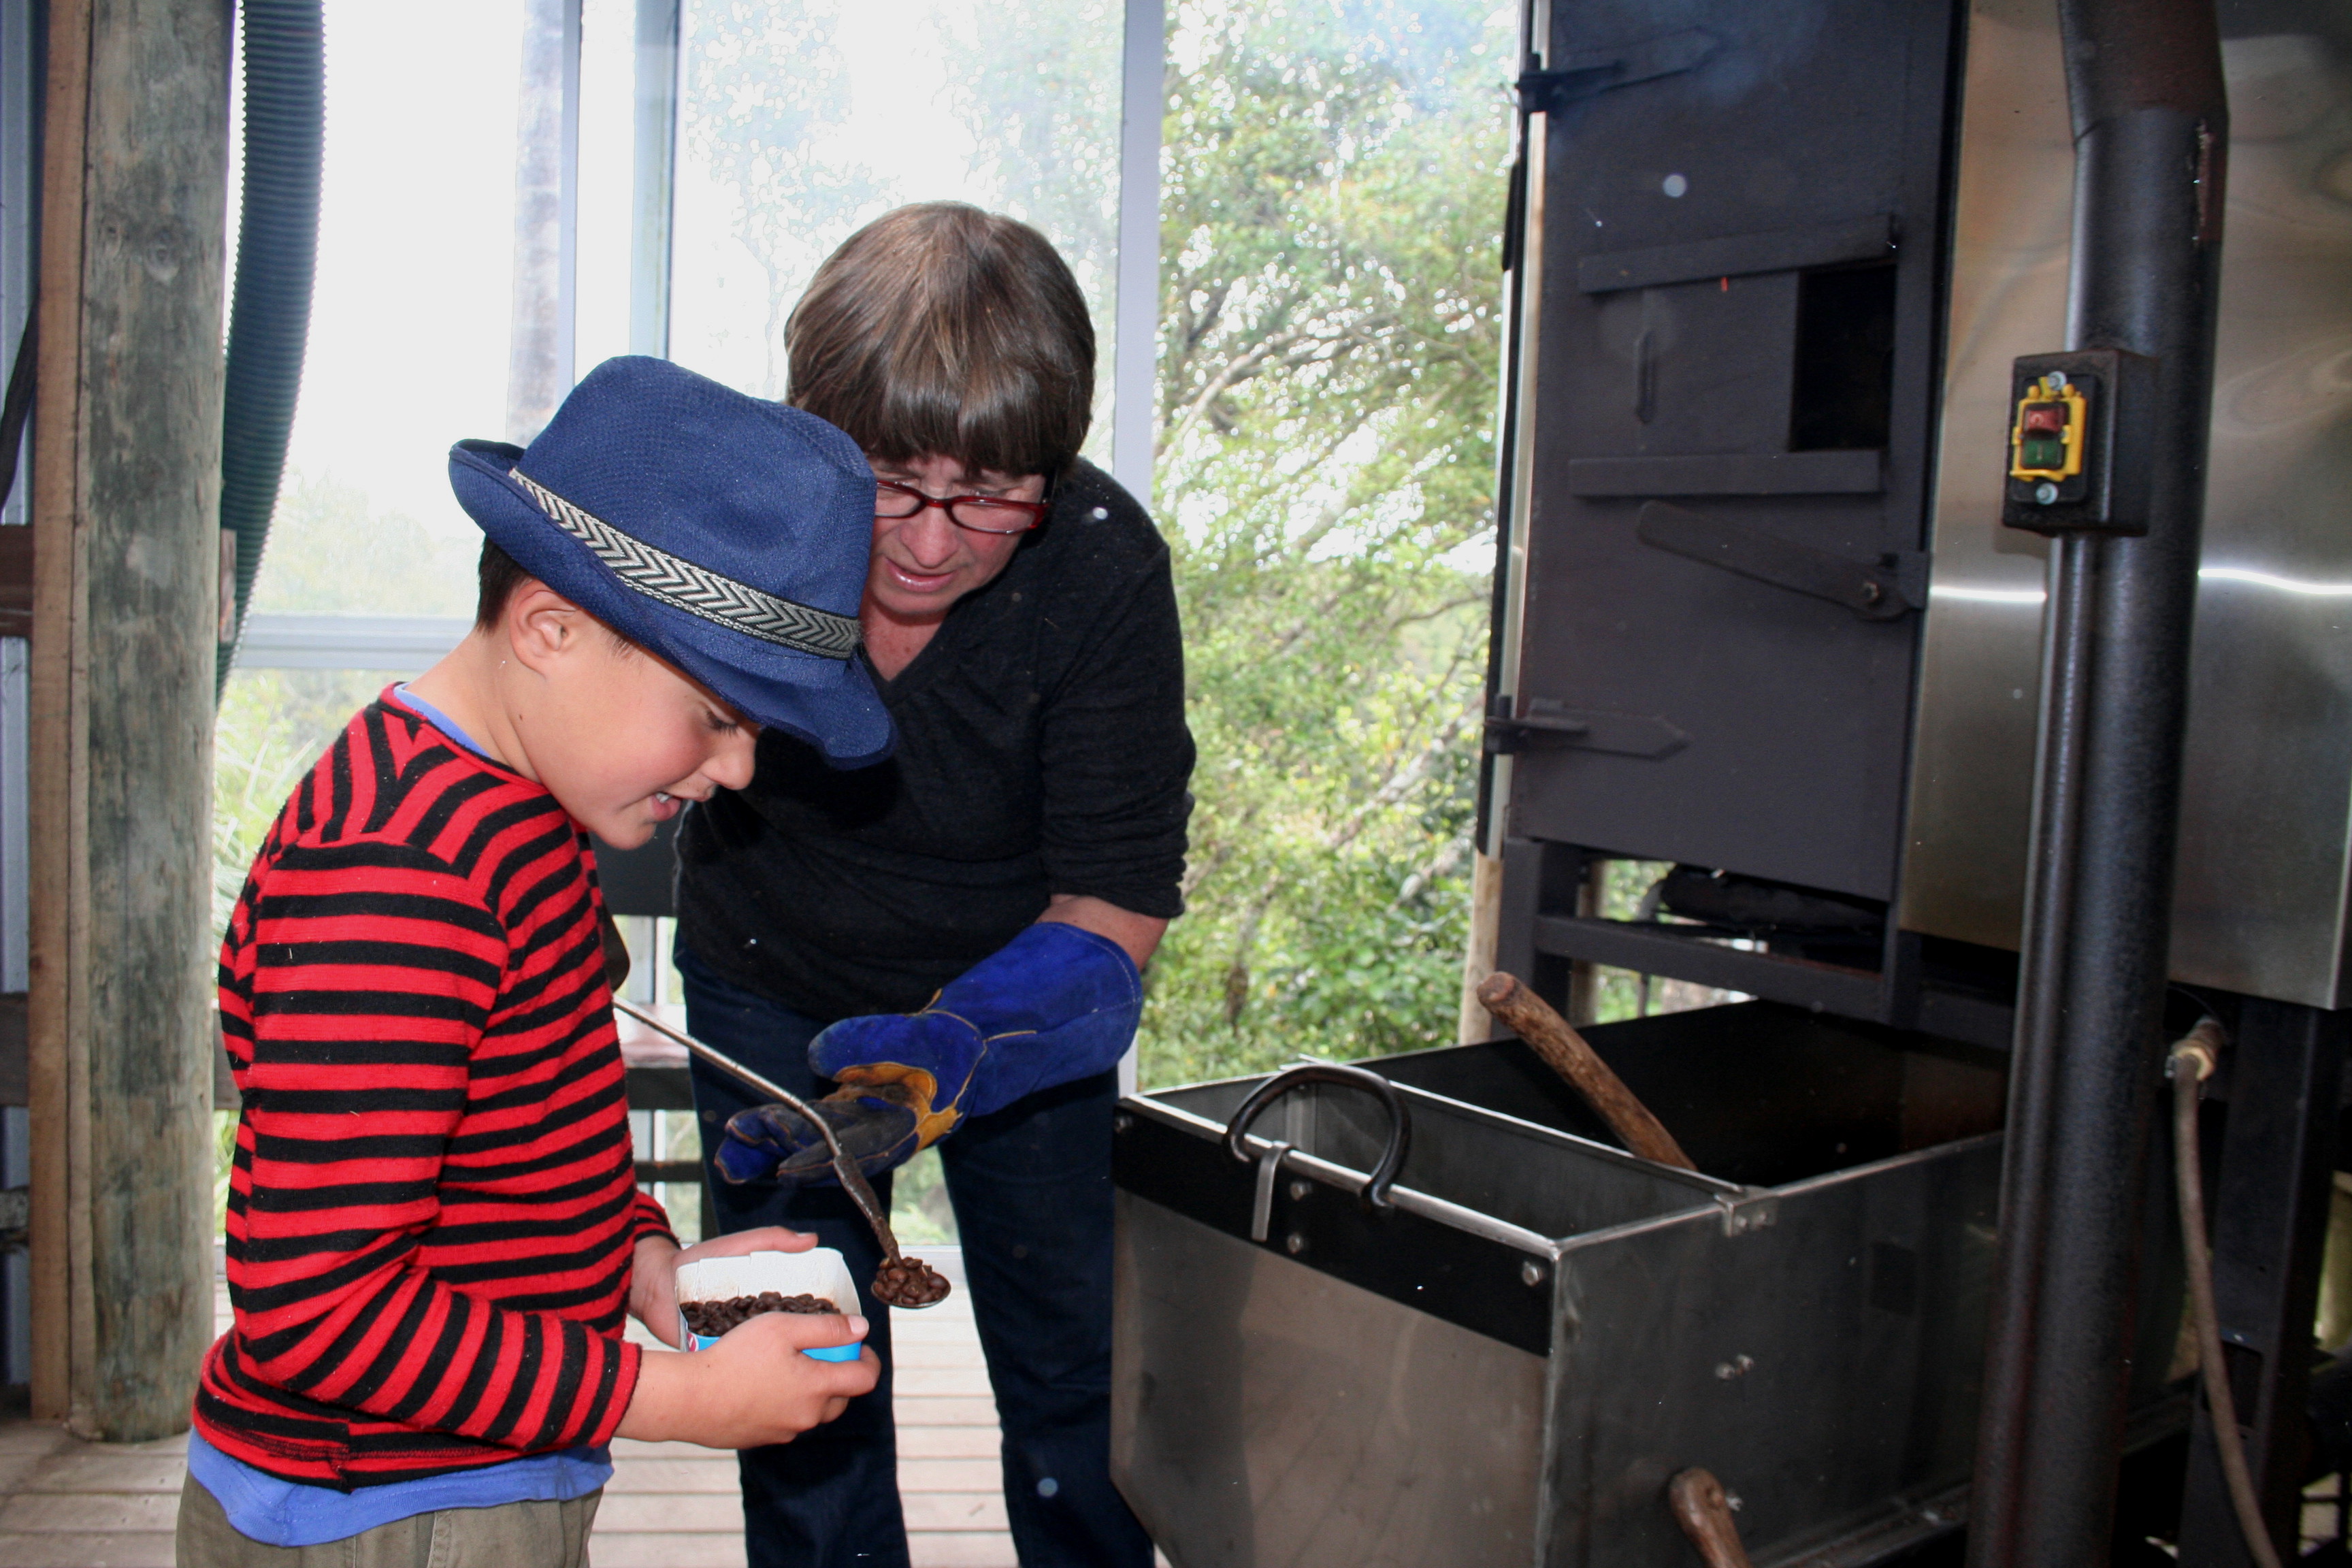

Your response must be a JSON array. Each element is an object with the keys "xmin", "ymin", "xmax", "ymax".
[{"xmin": 178, "ymin": 357, "xmax": 893, "ymax": 1566}]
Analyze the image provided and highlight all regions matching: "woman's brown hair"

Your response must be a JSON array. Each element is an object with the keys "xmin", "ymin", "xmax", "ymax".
[{"xmin": 785, "ymin": 203, "xmax": 1094, "ymax": 478}]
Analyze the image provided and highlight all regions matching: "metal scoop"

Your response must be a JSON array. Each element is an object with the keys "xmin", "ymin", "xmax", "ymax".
[{"xmin": 614, "ymin": 998, "xmax": 951, "ymax": 1310}]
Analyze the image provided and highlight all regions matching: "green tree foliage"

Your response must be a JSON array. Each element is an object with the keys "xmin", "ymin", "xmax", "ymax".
[
  {"xmin": 201, "ymin": 0, "xmax": 1522, "ymax": 1225},
  {"xmin": 1137, "ymin": 0, "xmax": 1514, "ymax": 1085},
  {"xmin": 212, "ymin": 659, "xmax": 414, "ymax": 1219},
  {"xmin": 681, "ymin": 0, "xmax": 887, "ymax": 394},
  {"xmin": 936, "ymin": 0, "xmax": 1124, "ymax": 452},
  {"xmin": 936, "ymin": 0, "xmax": 1121, "ymax": 289},
  {"xmin": 678, "ymin": 0, "xmax": 1516, "ymax": 1082},
  {"xmin": 213, "ymin": 470, "xmax": 472, "ymax": 936},
  {"xmin": 244, "ymin": 468, "xmax": 476, "ymax": 621}
]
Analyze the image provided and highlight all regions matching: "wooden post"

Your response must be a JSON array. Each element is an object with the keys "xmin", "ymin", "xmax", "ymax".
[
  {"xmin": 29, "ymin": 0, "xmax": 229, "ymax": 1437},
  {"xmin": 1454, "ymin": 847, "xmax": 1502, "ymax": 1045}
]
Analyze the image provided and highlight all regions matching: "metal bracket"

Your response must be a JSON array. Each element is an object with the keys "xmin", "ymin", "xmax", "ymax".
[
  {"xmin": 1482, "ymin": 689, "xmax": 1584, "ymax": 755},
  {"xmin": 1250, "ymin": 1140, "xmax": 1295, "ymax": 1243},
  {"xmin": 1637, "ymin": 500, "xmax": 1924, "ymax": 620},
  {"xmin": 1516, "ymin": 29, "xmax": 1718, "ymax": 117},
  {"xmin": 1715, "ymin": 1187, "xmax": 1779, "ymax": 1238},
  {"xmin": 1484, "ymin": 695, "xmax": 1691, "ymax": 759}
]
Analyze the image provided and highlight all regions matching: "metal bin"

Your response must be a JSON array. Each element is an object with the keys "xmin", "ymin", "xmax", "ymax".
[{"xmin": 1110, "ymin": 1002, "xmax": 2181, "ymax": 1567}]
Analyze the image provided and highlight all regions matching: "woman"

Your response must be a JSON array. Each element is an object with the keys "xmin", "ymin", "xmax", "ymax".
[{"xmin": 675, "ymin": 203, "xmax": 1192, "ymax": 1568}]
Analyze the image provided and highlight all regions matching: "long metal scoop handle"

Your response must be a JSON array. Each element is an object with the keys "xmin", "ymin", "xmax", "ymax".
[
  {"xmin": 612, "ymin": 998, "xmax": 896, "ymax": 1257},
  {"xmin": 611, "ymin": 998, "xmax": 953, "ymax": 1309},
  {"xmin": 616, "ymin": 1000, "xmax": 843, "ymax": 1156}
]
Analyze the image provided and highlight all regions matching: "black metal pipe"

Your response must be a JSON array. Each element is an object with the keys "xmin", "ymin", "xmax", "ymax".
[{"xmin": 1965, "ymin": 5, "xmax": 2228, "ymax": 1567}]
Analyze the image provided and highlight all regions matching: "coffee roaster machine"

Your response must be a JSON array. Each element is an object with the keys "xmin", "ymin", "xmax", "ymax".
[{"xmin": 1109, "ymin": 1, "xmax": 2352, "ymax": 1563}]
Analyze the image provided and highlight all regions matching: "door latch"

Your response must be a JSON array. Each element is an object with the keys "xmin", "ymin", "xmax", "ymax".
[{"xmin": 1516, "ymin": 29, "xmax": 1718, "ymax": 116}]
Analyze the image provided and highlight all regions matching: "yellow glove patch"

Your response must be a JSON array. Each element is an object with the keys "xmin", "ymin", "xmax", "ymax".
[{"xmin": 833, "ymin": 1061, "xmax": 964, "ymax": 1149}]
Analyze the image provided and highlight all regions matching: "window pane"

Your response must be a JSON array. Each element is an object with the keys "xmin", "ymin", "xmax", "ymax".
[
  {"xmin": 219, "ymin": 1, "xmax": 537, "ymax": 934},
  {"xmin": 255, "ymin": 0, "xmax": 533, "ymax": 621},
  {"xmin": 670, "ymin": 0, "xmax": 1124, "ymax": 463},
  {"xmin": 574, "ymin": 0, "xmax": 642, "ymax": 373}
]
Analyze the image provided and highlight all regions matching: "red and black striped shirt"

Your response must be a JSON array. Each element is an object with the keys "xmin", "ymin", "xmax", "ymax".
[{"xmin": 195, "ymin": 690, "xmax": 672, "ymax": 1487}]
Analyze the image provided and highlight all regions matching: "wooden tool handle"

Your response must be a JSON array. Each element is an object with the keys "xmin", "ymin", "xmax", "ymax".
[
  {"xmin": 1667, "ymin": 1468, "xmax": 1755, "ymax": 1568},
  {"xmin": 1475, "ymin": 971, "xmax": 1698, "ymax": 1171}
]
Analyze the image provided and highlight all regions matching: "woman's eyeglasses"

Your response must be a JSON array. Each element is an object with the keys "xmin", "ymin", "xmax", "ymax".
[{"xmin": 874, "ymin": 478, "xmax": 1049, "ymax": 536}]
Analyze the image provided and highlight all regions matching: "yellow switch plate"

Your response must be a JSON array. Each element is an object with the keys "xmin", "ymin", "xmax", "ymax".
[{"xmin": 2009, "ymin": 374, "xmax": 2086, "ymax": 483}]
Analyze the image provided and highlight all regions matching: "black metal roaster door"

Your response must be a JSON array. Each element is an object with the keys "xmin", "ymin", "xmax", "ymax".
[{"xmin": 1511, "ymin": 0, "xmax": 1958, "ymax": 902}]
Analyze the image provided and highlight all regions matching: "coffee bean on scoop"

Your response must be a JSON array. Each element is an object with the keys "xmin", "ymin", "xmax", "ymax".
[{"xmin": 871, "ymin": 1256, "xmax": 953, "ymax": 1309}]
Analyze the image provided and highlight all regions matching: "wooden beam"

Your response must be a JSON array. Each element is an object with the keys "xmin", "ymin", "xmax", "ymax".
[
  {"xmin": 29, "ymin": 0, "xmax": 91, "ymax": 1427},
  {"xmin": 29, "ymin": 0, "xmax": 229, "ymax": 1437}
]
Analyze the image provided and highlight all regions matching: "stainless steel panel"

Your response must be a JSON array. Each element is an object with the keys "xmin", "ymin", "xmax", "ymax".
[
  {"xmin": 1538, "ymin": 1137, "xmax": 2002, "ymax": 1567},
  {"xmin": 1901, "ymin": 0, "xmax": 2352, "ymax": 1007},
  {"xmin": 1897, "ymin": 0, "xmax": 2067, "ymax": 953},
  {"xmin": 1111, "ymin": 1195, "xmax": 1550, "ymax": 1568},
  {"xmin": 2176, "ymin": 20, "xmax": 2352, "ymax": 1004}
]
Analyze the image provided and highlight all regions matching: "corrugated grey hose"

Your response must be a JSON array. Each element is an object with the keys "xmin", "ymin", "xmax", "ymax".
[
  {"xmin": 216, "ymin": 0, "xmax": 323, "ymax": 698},
  {"xmin": 2170, "ymin": 1018, "xmax": 2287, "ymax": 1568}
]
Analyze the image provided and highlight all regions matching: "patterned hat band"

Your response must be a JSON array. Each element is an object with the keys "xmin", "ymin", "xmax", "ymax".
[{"xmin": 509, "ymin": 468, "xmax": 863, "ymax": 661}]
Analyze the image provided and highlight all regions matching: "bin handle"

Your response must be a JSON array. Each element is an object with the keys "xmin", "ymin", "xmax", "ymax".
[{"xmin": 1223, "ymin": 1063, "xmax": 1413, "ymax": 1214}]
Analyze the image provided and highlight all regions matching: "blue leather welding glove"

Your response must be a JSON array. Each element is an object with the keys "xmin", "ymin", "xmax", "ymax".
[{"xmin": 713, "ymin": 921, "xmax": 1143, "ymax": 1186}]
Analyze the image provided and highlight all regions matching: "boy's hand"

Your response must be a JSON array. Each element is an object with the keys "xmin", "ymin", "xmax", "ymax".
[
  {"xmin": 617, "ymin": 1311, "xmax": 878, "ymax": 1448},
  {"xmin": 630, "ymin": 1226, "xmax": 821, "ymax": 1348}
]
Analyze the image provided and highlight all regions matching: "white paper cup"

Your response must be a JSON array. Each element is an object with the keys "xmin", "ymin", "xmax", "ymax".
[{"xmin": 674, "ymin": 1248, "xmax": 862, "ymax": 1361}]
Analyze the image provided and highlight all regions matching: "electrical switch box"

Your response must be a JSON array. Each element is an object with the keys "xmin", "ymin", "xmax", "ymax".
[{"xmin": 2000, "ymin": 348, "xmax": 2155, "ymax": 536}]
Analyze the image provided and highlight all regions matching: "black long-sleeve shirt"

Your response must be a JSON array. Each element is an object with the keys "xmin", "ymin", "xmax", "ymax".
[{"xmin": 676, "ymin": 458, "xmax": 1194, "ymax": 1022}]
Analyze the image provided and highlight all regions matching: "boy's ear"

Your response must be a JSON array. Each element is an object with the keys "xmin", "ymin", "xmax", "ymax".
[{"xmin": 503, "ymin": 582, "xmax": 591, "ymax": 678}]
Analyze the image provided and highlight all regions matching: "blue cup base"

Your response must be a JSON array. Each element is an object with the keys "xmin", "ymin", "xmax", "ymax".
[
  {"xmin": 683, "ymin": 1328, "xmax": 862, "ymax": 1361},
  {"xmin": 801, "ymin": 1341, "xmax": 862, "ymax": 1362}
]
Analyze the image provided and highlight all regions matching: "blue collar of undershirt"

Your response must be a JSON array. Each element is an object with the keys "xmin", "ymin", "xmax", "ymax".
[{"xmin": 393, "ymin": 684, "xmax": 491, "ymax": 761}]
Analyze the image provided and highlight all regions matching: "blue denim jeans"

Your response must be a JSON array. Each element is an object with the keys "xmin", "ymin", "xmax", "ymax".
[{"xmin": 676, "ymin": 946, "xmax": 1153, "ymax": 1568}]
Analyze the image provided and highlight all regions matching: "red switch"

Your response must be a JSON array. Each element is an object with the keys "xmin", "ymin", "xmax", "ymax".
[{"xmin": 2021, "ymin": 404, "xmax": 2068, "ymax": 434}]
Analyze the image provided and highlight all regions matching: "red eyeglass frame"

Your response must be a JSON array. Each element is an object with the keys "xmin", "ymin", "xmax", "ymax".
[{"xmin": 873, "ymin": 478, "xmax": 1051, "ymax": 536}]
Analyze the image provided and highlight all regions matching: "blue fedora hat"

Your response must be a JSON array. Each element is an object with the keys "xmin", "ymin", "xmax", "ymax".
[{"xmin": 449, "ymin": 356, "xmax": 891, "ymax": 766}]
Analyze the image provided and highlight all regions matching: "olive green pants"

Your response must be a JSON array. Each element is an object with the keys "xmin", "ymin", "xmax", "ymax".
[{"xmin": 175, "ymin": 1471, "xmax": 602, "ymax": 1568}]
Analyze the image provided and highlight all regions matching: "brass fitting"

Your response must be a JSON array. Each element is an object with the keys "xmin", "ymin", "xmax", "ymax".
[{"xmin": 2169, "ymin": 1016, "xmax": 2225, "ymax": 1083}]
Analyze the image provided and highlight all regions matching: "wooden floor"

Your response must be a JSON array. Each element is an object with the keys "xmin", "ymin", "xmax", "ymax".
[{"xmin": 0, "ymin": 1247, "xmax": 1018, "ymax": 1567}]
